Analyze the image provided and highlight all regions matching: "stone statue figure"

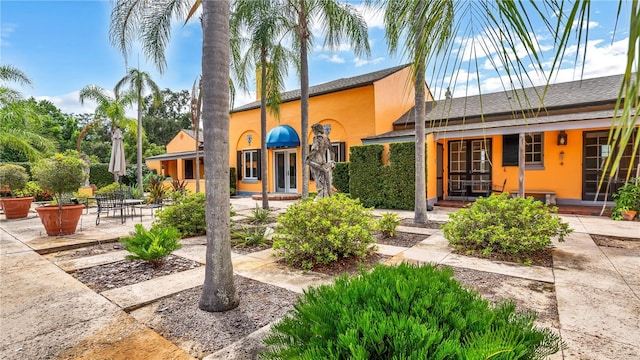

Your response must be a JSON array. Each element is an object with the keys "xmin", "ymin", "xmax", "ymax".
[
  {"xmin": 80, "ymin": 154, "xmax": 91, "ymax": 187},
  {"xmin": 306, "ymin": 123, "xmax": 335, "ymax": 199}
]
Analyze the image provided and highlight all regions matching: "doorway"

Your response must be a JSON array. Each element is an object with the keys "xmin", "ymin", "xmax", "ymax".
[
  {"xmin": 448, "ymin": 139, "xmax": 492, "ymax": 197},
  {"xmin": 275, "ymin": 150, "xmax": 297, "ymax": 193}
]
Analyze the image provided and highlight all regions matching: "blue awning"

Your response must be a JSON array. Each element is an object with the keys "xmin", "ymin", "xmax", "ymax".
[{"xmin": 266, "ymin": 125, "xmax": 300, "ymax": 148}]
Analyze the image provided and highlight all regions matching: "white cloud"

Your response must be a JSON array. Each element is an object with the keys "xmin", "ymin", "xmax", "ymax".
[
  {"xmin": 354, "ymin": 57, "xmax": 384, "ymax": 67},
  {"xmin": 233, "ymin": 90, "xmax": 257, "ymax": 108},
  {"xmin": 353, "ymin": 3, "xmax": 385, "ymax": 29},
  {"xmin": 572, "ymin": 20, "xmax": 599, "ymax": 30},
  {"xmin": 313, "ymin": 43, "xmax": 353, "ymax": 52},
  {"xmin": 35, "ymin": 89, "xmax": 139, "ymax": 118},
  {"xmin": 0, "ymin": 23, "xmax": 16, "ymax": 47},
  {"xmin": 318, "ymin": 54, "xmax": 345, "ymax": 64}
]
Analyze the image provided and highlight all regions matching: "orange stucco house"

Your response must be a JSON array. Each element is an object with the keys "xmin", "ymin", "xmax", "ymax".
[{"xmin": 147, "ymin": 65, "xmax": 638, "ymax": 207}]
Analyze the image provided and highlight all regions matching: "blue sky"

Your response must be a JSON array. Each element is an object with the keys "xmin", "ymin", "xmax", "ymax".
[{"xmin": 0, "ymin": 1, "xmax": 632, "ymax": 116}]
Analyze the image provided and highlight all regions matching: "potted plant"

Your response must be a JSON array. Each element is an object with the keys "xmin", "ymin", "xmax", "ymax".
[
  {"xmin": 612, "ymin": 179, "xmax": 640, "ymax": 221},
  {"xmin": 32, "ymin": 153, "xmax": 87, "ymax": 235},
  {"xmin": 0, "ymin": 164, "xmax": 35, "ymax": 219}
]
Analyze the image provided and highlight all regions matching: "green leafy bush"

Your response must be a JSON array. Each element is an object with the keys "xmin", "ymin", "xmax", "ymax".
[
  {"xmin": 154, "ymin": 192, "xmax": 207, "ymax": 237},
  {"xmin": 262, "ymin": 263, "xmax": 563, "ymax": 359},
  {"xmin": 443, "ymin": 193, "xmax": 572, "ymax": 263},
  {"xmin": 0, "ymin": 164, "xmax": 29, "ymax": 194},
  {"xmin": 349, "ymin": 145, "xmax": 384, "ymax": 207},
  {"xmin": 377, "ymin": 212, "xmax": 400, "ymax": 237},
  {"xmin": 273, "ymin": 194, "xmax": 376, "ymax": 270},
  {"xmin": 89, "ymin": 163, "xmax": 115, "ymax": 188},
  {"xmin": 611, "ymin": 178, "xmax": 640, "ymax": 220},
  {"xmin": 19, "ymin": 181, "xmax": 53, "ymax": 201},
  {"xmin": 231, "ymin": 225, "xmax": 270, "ymax": 248},
  {"xmin": 95, "ymin": 182, "xmax": 123, "ymax": 195},
  {"xmin": 120, "ymin": 224, "xmax": 181, "ymax": 266},
  {"xmin": 230, "ymin": 167, "xmax": 237, "ymax": 196}
]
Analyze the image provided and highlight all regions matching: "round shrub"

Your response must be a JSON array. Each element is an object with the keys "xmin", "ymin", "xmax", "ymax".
[
  {"xmin": 443, "ymin": 193, "xmax": 572, "ymax": 263},
  {"xmin": 273, "ymin": 194, "xmax": 376, "ymax": 270},
  {"xmin": 0, "ymin": 164, "xmax": 29, "ymax": 194},
  {"xmin": 262, "ymin": 263, "xmax": 563, "ymax": 359},
  {"xmin": 153, "ymin": 192, "xmax": 206, "ymax": 237}
]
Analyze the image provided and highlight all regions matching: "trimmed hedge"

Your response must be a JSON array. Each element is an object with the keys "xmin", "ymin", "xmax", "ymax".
[
  {"xmin": 332, "ymin": 162, "xmax": 350, "ymax": 194},
  {"xmin": 230, "ymin": 167, "xmax": 237, "ymax": 195},
  {"xmin": 349, "ymin": 145, "xmax": 384, "ymax": 208},
  {"xmin": 349, "ymin": 142, "xmax": 420, "ymax": 210},
  {"xmin": 90, "ymin": 163, "xmax": 115, "ymax": 188}
]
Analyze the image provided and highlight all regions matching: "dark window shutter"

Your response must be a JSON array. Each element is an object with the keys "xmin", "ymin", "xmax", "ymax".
[
  {"xmin": 256, "ymin": 149, "xmax": 262, "ymax": 180},
  {"xmin": 339, "ymin": 142, "xmax": 346, "ymax": 162},
  {"xmin": 502, "ymin": 135, "xmax": 519, "ymax": 166},
  {"xmin": 237, "ymin": 151, "xmax": 243, "ymax": 180}
]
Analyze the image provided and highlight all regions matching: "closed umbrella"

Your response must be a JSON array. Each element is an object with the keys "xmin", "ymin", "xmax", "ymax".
[{"xmin": 108, "ymin": 128, "xmax": 127, "ymax": 182}]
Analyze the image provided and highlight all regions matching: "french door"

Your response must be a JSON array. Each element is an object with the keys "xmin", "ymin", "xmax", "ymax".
[
  {"xmin": 275, "ymin": 150, "xmax": 297, "ymax": 193},
  {"xmin": 448, "ymin": 139, "xmax": 492, "ymax": 197},
  {"xmin": 583, "ymin": 130, "xmax": 638, "ymax": 201}
]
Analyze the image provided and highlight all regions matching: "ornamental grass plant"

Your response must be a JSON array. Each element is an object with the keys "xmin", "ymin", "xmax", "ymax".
[{"xmin": 261, "ymin": 263, "xmax": 564, "ymax": 359}]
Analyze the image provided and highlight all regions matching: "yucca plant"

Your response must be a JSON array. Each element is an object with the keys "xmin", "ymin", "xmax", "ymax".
[
  {"xmin": 230, "ymin": 225, "xmax": 270, "ymax": 248},
  {"xmin": 247, "ymin": 204, "xmax": 274, "ymax": 224},
  {"xmin": 120, "ymin": 224, "xmax": 182, "ymax": 267}
]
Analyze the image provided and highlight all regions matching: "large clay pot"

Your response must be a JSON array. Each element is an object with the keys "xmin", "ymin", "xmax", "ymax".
[
  {"xmin": 1, "ymin": 197, "xmax": 34, "ymax": 219},
  {"xmin": 35, "ymin": 204, "xmax": 85, "ymax": 236}
]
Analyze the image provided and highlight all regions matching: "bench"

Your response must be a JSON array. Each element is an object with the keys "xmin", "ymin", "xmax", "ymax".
[{"xmin": 509, "ymin": 190, "xmax": 557, "ymax": 205}]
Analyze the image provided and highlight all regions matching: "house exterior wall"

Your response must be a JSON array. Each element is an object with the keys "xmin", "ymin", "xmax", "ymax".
[{"xmin": 373, "ymin": 67, "xmax": 420, "ymax": 135}]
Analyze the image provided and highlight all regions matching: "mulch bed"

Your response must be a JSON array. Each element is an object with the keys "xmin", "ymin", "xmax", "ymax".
[
  {"xmin": 231, "ymin": 243, "xmax": 273, "ymax": 255},
  {"xmin": 452, "ymin": 248, "xmax": 554, "ymax": 267},
  {"xmin": 71, "ymin": 255, "xmax": 201, "ymax": 293},
  {"xmin": 375, "ymin": 231, "xmax": 429, "ymax": 248},
  {"xmin": 276, "ymin": 252, "xmax": 391, "ymax": 277},
  {"xmin": 44, "ymin": 242, "xmax": 125, "ymax": 262},
  {"xmin": 591, "ymin": 234, "xmax": 640, "ymax": 250}
]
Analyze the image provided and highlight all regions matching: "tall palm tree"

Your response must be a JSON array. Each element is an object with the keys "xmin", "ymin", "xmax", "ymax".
[
  {"xmin": 199, "ymin": 0, "xmax": 239, "ymax": 312},
  {"xmin": 231, "ymin": 0, "xmax": 294, "ymax": 209},
  {"xmin": 77, "ymin": 84, "xmax": 136, "ymax": 150},
  {"xmin": 115, "ymin": 68, "xmax": 161, "ymax": 194},
  {"xmin": 379, "ymin": 0, "xmax": 453, "ymax": 224},
  {"xmin": 190, "ymin": 76, "xmax": 203, "ymax": 193},
  {"xmin": 282, "ymin": 0, "xmax": 370, "ymax": 197},
  {"xmin": 110, "ymin": 0, "xmax": 238, "ymax": 312}
]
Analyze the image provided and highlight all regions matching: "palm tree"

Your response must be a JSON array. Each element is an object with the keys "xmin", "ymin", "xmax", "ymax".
[
  {"xmin": 190, "ymin": 76, "xmax": 203, "ymax": 193},
  {"xmin": 199, "ymin": 0, "xmax": 239, "ymax": 312},
  {"xmin": 0, "ymin": 65, "xmax": 57, "ymax": 162},
  {"xmin": 110, "ymin": 0, "xmax": 239, "ymax": 312},
  {"xmin": 282, "ymin": 0, "xmax": 370, "ymax": 197},
  {"xmin": 0, "ymin": 64, "xmax": 32, "ymax": 106},
  {"xmin": 378, "ymin": 0, "xmax": 453, "ymax": 224},
  {"xmin": 115, "ymin": 68, "xmax": 161, "ymax": 195},
  {"xmin": 78, "ymin": 84, "xmax": 136, "ymax": 147},
  {"xmin": 231, "ymin": 0, "xmax": 294, "ymax": 209}
]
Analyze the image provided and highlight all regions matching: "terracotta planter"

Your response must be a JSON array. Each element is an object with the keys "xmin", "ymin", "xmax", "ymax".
[
  {"xmin": 621, "ymin": 210, "xmax": 637, "ymax": 221},
  {"xmin": 35, "ymin": 204, "xmax": 85, "ymax": 236},
  {"xmin": 1, "ymin": 197, "xmax": 34, "ymax": 219}
]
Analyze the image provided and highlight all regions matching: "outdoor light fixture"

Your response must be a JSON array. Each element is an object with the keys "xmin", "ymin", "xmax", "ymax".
[
  {"xmin": 247, "ymin": 134, "xmax": 253, "ymax": 145},
  {"xmin": 559, "ymin": 150, "xmax": 565, "ymax": 165},
  {"xmin": 557, "ymin": 130, "xmax": 568, "ymax": 146}
]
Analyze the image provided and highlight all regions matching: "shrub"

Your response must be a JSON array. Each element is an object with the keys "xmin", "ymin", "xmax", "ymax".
[
  {"xmin": 95, "ymin": 182, "xmax": 123, "ymax": 195},
  {"xmin": 230, "ymin": 225, "xmax": 270, "ymax": 248},
  {"xmin": 273, "ymin": 194, "xmax": 376, "ymax": 270},
  {"xmin": 120, "ymin": 224, "xmax": 181, "ymax": 267},
  {"xmin": 230, "ymin": 167, "xmax": 237, "ymax": 195},
  {"xmin": 443, "ymin": 193, "xmax": 572, "ymax": 263},
  {"xmin": 89, "ymin": 163, "xmax": 115, "ymax": 188},
  {"xmin": 611, "ymin": 178, "xmax": 640, "ymax": 220},
  {"xmin": 153, "ymin": 192, "xmax": 207, "ymax": 237},
  {"xmin": 0, "ymin": 164, "xmax": 29, "ymax": 195},
  {"xmin": 377, "ymin": 212, "xmax": 400, "ymax": 237},
  {"xmin": 247, "ymin": 204, "xmax": 274, "ymax": 224},
  {"xmin": 262, "ymin": 263, "xmax": 564, "ymax": 359},
  {"xmin": 19, "ymin": 181, "xmax": 53, "ymax": 201},
  {"xmin": 349, "ymin": 145, "xmax": 384, "ymax": 207}
]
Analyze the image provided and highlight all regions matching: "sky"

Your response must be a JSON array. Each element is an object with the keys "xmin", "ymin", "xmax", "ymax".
[{"xmin": 0, "ymin": 0, "xmax": 633, "ymax": 117}]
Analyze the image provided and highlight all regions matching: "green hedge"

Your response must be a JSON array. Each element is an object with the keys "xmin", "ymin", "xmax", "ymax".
[
  {"xmin": 332, "ymin": 162, "xmax": 350, "ymax": 194},
  {"xmin": 230, "ymin": 167, "xmax": 237, "ymax": 195},
  {"xmin": 349, "ymin": 145, "xmax": 384, "ymax": 207},
  {"xmin": 349, "ymin": 142, "xmax": 421, "ymax": 210},
  {"xmin": 90, "ymin": 163, "xmax": 115, "ymax": 189}
]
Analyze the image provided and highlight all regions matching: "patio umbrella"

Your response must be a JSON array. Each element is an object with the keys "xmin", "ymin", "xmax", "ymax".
[{"xmin": 108, "ymin": 128, "xmax": 127, "ymax": 182}]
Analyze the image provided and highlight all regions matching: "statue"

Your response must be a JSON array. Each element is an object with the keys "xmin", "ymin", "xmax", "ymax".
[
  {"xmin": 306, "ymin": 123, "xmax": 335, "ymax": 199},
  {"xmin": 80, "ymin": 154, "xmax": 91, "ymax": 188}
]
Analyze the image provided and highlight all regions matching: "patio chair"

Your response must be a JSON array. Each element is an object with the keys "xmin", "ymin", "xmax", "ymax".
[
  {"xmin": 487, "ymin": 179, "xmax": 507, "ymax": 196},
  {"xmin": 95, "ymin": 192, "xmax": 126, "ymax": 225}
]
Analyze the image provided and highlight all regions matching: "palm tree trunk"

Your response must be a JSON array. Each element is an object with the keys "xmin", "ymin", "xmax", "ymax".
[
  {"xmin": 137, "ymin": 95, "xmax": 144, "ymax": 194},
  {"xmin": 195, "ymin": 126, "xmax": 200, "ymax": 193},
  {"xmin": 414, "ymin": 0, "xmax": 427, "ymax": 224},
  {"xmin": 199, "ymin": 0, "xmax": 239, "ymax": 312},
  {"xmin": 260, "ymin": 56, "xmax": 269, "ymax": 209},
  {"xmin": 299, "ymin": 0, "xmax": 309, "ymax": 198}
]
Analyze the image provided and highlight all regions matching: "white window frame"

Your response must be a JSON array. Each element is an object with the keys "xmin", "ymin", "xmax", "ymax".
[
  {"xmin": 243, "ymin": 150, "xmax": 258, "ymax": 180},
  {"xmin": 525, "ymin": 132, "xmax": 544, "ymax": 167}
]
